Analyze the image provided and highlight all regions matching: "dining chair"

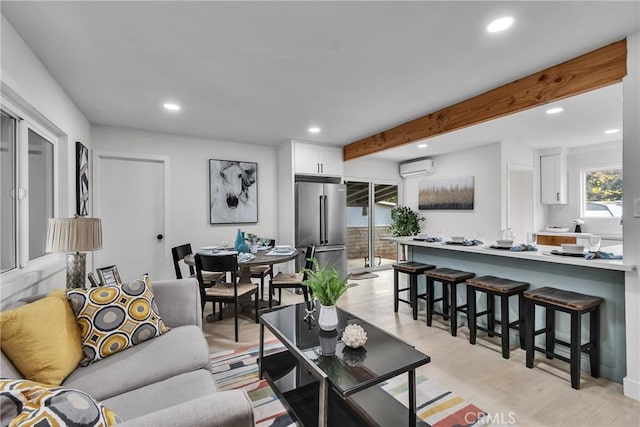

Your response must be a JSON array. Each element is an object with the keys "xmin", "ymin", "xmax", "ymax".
[
  {"xmin": 268, "ymin": 245, "xmax": 316, "ymax": 309},
  {"xmin": 172, "ymin": 243, "xmax": 225, "ymax": 284},
  {"xmin": 195, "ymin": 252, "xmax": 259, "ymax": 342},
  {"xmin": 250, "ymin": 239, "xmax": 276, "ymax": 300}
]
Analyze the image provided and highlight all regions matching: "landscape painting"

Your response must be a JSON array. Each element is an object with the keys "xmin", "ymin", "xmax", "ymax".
[{"xmin": 419, "ymin": 176, "xmax": 474, "ymax": 210}]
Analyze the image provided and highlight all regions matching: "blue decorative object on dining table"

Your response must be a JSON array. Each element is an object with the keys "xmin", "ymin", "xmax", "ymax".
[
  {"xmin": 234, "ymin": 229, "xmax": 250, "ymax": 253},
  {"xmin": 462, "ymin": 239, "xmax": 483, "ymax": 246},
  {"xmin": 510, "ymin": 244, "xmax": 537, "ymax": 252},
  {"xmin": 584, "ymin": 251, "xmax": 623, "ymax": 260}
]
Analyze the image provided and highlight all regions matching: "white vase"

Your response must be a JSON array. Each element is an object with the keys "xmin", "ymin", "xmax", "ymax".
[{"xmin": 318, "ymin": 304, "xmax": 338, "ymax": 331}]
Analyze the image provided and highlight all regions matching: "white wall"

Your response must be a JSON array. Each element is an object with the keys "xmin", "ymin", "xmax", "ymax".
[
  {"xmin": 622, "ymin": 32, "xmax": 640, "ymax": 401},
  {"xmin": 91, "ymin": 125, "xmax": 279, "ymax": 278},
  {"xmin": 545, "ymin": 141, "xmax": 623, "ymax": 236},
  {"xmin": 402, "ymin": 143, "xmax": 502, "ymax": 240},
  {"xmin": 0, "ymin": 15, "xmax": 91, "ymax": 308}
]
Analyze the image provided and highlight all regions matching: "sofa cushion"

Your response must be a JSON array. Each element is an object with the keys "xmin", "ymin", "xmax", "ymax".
[
  {"xmin": 61, "ymin": 325, "xmax": 210, "ymax": 401},
  {"xmin": 0, "ymin": 289, "xmax": 83, "ymax": 386},
  {"xmin": 67, "ymin": 275, "xmax": 169, "ymax": 366},
  {"xmin": 0, "ymin": 379, "xmax": 121, "ymax": 426},
  {"xmin": 101, "ymin": 369, "xmax": 217, "ymax": 420}
]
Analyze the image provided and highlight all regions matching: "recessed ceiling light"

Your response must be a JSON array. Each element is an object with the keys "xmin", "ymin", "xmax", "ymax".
[
  {"xmin": 604, "ymin": 129, "xmax": 620, "ymax": 135},
  {"xmin": 487, "ymin": 17, "xmax": 514, "ymax": 33},
  {"xmin": 308, "ymin": 127, "xmax": 321, "ymax": 134},
  {"xmin": 546, "ymin": 107, "xmax": 564, "ymax": 115},
  {"xmin": 418, "ymin": 143, "xmax": 428, "ymax": 148},
  {"xmin": 163, "ymin": 103, "xmax": 181, "ymax": 111}
]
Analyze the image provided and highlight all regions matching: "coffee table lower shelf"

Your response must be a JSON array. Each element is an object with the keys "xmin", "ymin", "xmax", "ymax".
[{"xmin": 261, "ymin": 351, "xmax": 424, "ymax": 427}]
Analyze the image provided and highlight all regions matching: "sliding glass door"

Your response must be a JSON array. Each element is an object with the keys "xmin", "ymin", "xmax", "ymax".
[{"xmin": 346, "ymin": 180, "xmax": 398, "ymax": 273}]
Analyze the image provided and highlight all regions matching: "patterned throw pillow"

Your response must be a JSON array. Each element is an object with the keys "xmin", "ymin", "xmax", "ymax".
[
  {"xmin": 0, "ymin": 379, "xmax": 121, "ymax": 426},
  {"xmin": 66, "ymin": 274, "xmax": 169, "ymax": 366}
]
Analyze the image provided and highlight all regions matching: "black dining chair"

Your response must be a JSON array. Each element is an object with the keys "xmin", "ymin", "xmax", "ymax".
[
  {"xmin": 195, "ymin": 252, "xmax": 259, "ymax": 342},
  {"xmin": 269, "ymin": 245, "xmax": 316, "ymax": 309},
  {"xmin": 250, "ymin": 239, "xmax": 276, "ymax": 300},
  {"xmin": 172, "ymin": 243, "xmax": 225, "ymax": 284}
]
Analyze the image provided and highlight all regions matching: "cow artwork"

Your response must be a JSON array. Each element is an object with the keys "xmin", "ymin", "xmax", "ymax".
[{"xmin": 210, "ymin": 159, "xmax": 258, "ymax": 224}]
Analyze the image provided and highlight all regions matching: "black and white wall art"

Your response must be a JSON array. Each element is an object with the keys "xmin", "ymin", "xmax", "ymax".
[
  {"xmin": 210, "ymin": 159, "xmax": 258, "ymax": 224},
  {"xmin": 76, "ymin": 141, "xmax": 89, "ymax": 216},
  {"xmin": 419, "ymin": 176, "xmax": 475, "ymax": 210}
]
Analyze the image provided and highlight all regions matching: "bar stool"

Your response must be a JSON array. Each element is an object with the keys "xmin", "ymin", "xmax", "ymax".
[
  {"xmin": 466, "ymin": 275, "xmax": 529, "ymax": 359},
  {"xmin": 524, "ymin": 287, "xmax": 603, "ymax": 389},
  {"xmin": 393, "ymin": 262, "xmax": 436, "ymax": 320},
  {"xmin": 425, "ymin": 268, "xmax": 475, "ymax": 336}
]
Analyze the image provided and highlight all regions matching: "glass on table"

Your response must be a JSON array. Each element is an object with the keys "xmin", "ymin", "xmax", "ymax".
[
  {"xmin": 220, "ymin": 240, "xmax": 229, "ymax": 250},
  {"xmin": 588, "ymin": 235, "xmax": 601, "ymax": 252},
  {"xmin": 527, "ymin": 232, "xmax": 537, "ymax": 246}
]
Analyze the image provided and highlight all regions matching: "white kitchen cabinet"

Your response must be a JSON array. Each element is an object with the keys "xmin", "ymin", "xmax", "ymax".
[
  {"xmin": 294, "ymin": 142, "xmax": 343, "ymax": 176},
  {"xmin": 540, "ymin": 153, "xmax": 567, "ymax": 204}
]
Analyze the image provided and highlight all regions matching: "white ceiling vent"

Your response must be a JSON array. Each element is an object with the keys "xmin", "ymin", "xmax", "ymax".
[{"xmin": 399, "ymin": 159, "xmax": 435, "ymax": 178}]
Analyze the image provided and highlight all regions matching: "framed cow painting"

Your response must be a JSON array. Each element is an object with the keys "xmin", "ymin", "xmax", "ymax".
[{"xmin": 209, "ymin": 159, "xmax": 258, "ymax": 224}]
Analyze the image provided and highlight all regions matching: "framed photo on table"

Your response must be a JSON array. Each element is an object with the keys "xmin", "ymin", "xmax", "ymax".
[
  {"xmin": 76, "ymin": 141, "xmax": 89, "ymax": 216},
  {"xmin": 96, "ymin": 265, "xmax": 122, "ymax": 287},
  {"xmin": 209, "ymin": 159, "xmax": 258, "ymax": 224}
]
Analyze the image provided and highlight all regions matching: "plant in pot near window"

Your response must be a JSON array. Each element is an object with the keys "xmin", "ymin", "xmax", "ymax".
[
  {"xmin": 389, "ymin": 206, "xmax": 425, "ymax": 260},
  {"xmin": 304, "ymin": 258, "xmax": 356, "ymax": 332}
]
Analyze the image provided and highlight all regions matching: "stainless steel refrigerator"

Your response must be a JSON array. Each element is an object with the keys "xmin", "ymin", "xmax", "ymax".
[{"xmin": 295, "ymin": 181, "xmax": 347, "ymax": 278}]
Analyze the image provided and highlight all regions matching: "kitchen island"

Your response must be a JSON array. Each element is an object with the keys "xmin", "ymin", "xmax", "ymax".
[{"xmin": 385, "ymin": 237, "xmax": 636, "ymax": 384}]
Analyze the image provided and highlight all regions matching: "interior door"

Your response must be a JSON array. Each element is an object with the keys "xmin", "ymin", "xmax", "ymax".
[{"xmin": 94, "ymin": 153, "xmax": 166, "ymax": 282}]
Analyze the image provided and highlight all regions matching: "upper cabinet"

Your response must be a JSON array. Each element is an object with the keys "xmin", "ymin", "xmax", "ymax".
[
  {"xmin": 294, "ymin": 142, "xmax": 343, "ymax": 177},
  {"xmin": 540, "ymin": 153, "xmax": 567, "ymax": 204}
]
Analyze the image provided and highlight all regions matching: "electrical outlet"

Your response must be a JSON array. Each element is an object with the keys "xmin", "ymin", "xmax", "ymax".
[{"xmin": 634, "ymin": 198, "xmax": 640, "ymax": 218}]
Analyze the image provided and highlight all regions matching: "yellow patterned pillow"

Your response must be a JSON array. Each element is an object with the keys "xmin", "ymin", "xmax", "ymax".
[
  {"xmin": 0, "ymin": 289, "xmax": 83, "ymax": 386},
  {"xmin": 0, "ymin": 379, "xmax": 121, "ymax": 426},
  {"xmin": 66, "ymin": 275, "xmax": 169, "ymax": 366}
]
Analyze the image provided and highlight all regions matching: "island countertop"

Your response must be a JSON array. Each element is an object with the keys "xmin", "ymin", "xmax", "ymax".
[{"xmin": 384, "ymin": 237, "xmax": 635, "ymax": 272}]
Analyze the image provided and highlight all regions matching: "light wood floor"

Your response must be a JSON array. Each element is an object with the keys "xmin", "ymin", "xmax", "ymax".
[{"xmin": 201, "ymin": 270, "xmax": 640, "ymax": 426}]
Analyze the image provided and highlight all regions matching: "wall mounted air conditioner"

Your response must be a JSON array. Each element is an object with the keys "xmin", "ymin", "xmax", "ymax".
[{"xmin": 399, "ymin": 159, "xmax": 435, "ymax": 178}]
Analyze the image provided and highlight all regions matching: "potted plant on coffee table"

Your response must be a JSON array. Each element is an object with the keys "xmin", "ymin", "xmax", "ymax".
[{"xmin": 304, "ymin": 259, "xmax": 355, "ymax": 331}]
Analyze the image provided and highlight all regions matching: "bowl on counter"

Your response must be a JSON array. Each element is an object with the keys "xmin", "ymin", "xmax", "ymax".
[
  {"xmin": 545, "ymin": 226, "xmax": 570, "ymax": 233},
  {"xmin": 451, "ymin": 236, "xmax": 465, "ymax": 243},
  {"xmin": 496, "ymin": 239, "xmax": 514, "ymax": 247},
  {"xmin": 561, "ymin": 243, "xmax": 585, "ymax": 254}
]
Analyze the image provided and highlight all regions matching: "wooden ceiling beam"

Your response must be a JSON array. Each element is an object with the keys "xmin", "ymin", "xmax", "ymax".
[{"xmin": 343, "ymin": 39, "xmax": 627, "ymax": 161}]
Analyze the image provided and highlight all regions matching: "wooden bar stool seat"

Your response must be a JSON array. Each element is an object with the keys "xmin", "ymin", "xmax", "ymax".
[
  {"xmin": 466, "ymin": 275, "xmax": 529, "ymax": 359},
  {"xmin": 393, "ymin": 262, "xmax": 436, "ymax": 320},
  {"xmin": 524, "ymin": 286, "xmax": 603, "ymax": 389},
  {"xmin": 425, "ymin": 268, "xmax": 475, "ymax": 336}
]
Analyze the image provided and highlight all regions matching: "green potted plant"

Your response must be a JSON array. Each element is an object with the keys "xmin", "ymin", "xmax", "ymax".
[
  {"xmin": 388, "ymin": 206, "xmax": 425, "ymax": 236},
  {"xmin": 304, "ymin": 258, "xmax": 355, "ymax": 331}
]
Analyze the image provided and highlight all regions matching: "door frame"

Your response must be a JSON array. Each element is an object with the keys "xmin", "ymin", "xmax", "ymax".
[
  {"xmin": 93, "ymin": 150, "xmax": 171, "ymax": 279},
  {"xmin": 506, "ymin": 163, "xmax": 535, "ymax": 238}
]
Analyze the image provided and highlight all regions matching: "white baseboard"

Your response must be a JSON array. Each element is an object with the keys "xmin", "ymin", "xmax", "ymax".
[{"xmin": 623, "ymin": 376, "xmax": 640, "ymax": 401}]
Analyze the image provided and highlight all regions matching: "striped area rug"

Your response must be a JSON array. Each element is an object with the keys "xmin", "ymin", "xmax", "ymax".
[{"xmin": 210, "ymin": 339, "xmax": 486, "ymax": 427}]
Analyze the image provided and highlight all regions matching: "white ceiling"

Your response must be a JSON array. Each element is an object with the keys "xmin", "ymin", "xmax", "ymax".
[{"xmin": 2, "ymin": 1, "xmax": 638, "ymax": 162}]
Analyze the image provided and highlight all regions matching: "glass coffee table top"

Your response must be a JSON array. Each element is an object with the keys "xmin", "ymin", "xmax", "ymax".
[{"xmin": 260, "ymin": 302, "xmax": 430, "ymax": 397}]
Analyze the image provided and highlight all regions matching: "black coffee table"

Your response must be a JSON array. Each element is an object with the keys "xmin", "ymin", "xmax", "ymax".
[{"xmin": 259, "ymin": 302, "xmax": 430, "ymax": 427}]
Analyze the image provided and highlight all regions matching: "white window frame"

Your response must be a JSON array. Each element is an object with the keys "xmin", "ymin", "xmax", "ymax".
[
  {"xmin": 1, "ymin": 98, "xmax": 59, "ymax": 275},
  {"xmin": 579, "ymin": 165, "xmax": 623, "ymax": 221}
]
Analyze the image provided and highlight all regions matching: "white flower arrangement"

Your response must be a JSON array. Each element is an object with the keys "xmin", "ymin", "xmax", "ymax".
[
  {"xmin": 573, "ymin": 218, "xmax": 584, "ymax": 225},
  {"xmin": 341, "ymin": 324, "xmax": 367, "ymax": 349}
]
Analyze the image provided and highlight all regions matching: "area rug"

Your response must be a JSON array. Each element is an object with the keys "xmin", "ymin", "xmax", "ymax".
[{"xmin": 210, "ymin": 340, "xmax": 486, "ymax": 427}]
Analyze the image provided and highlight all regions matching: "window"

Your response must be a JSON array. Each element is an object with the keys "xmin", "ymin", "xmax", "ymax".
[
  {"xmin": 582, "ymin": 168, "xmax": 623, "ymax": 218},
  {"xmin": 0, "ymin": 106, "xmax": 56, "ymax": 274}
]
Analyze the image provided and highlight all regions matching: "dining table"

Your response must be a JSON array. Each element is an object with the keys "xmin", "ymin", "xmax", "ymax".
[{"xmin": 183, "ymin": 248, "xmax": 303, "ymax": 316}]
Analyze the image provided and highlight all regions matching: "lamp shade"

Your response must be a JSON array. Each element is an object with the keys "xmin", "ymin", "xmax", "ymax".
[{"xmin": 46, "ymin": 217, "xmax": 103, "ymax": 253}]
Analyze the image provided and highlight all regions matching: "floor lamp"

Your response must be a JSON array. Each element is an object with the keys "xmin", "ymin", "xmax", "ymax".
[{"xmin": 46, "ymin": 216, "xmax": 103, "ymax": 289}]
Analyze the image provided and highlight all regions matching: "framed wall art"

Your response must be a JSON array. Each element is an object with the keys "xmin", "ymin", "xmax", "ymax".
[
  {"xmin": 419, "ymin": 176, "xmax": 475, "ymax": 210},
  {"xmin": 209, "ymin": 159, "xmax": 258, "ymax": 224},
  {"xmin": 76, "ymin": 141, "xmax": 89, "ymax": 216}
]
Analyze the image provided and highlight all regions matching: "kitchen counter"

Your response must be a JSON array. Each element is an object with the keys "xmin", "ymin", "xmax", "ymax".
[
  {"xmin": 384, "ymin": 237, "xmax": 634, "ymax": 272},
  {"xmin": 384, "ymin": 236, "xmax": 633, "ymax": 383}
]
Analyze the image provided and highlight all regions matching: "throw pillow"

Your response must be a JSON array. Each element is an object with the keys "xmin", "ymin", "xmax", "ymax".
[
  {"xmin": 0, "ymin": 379, "xmax": 121, "ymax": 426},
  {"xmin": 0, "ymin": 289, "xmax": 83, "ymax": 386},
  {"xmin": 66, "ymin": 274, "xmax": 169, "ymax": 366}
]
